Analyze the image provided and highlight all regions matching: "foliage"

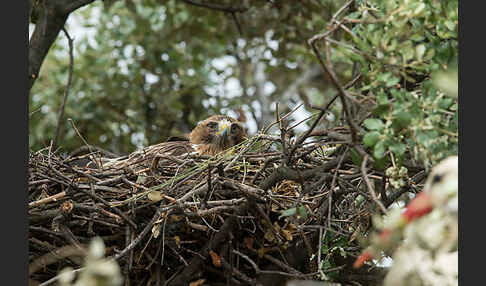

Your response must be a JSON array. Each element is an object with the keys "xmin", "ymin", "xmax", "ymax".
[
  {"xmin": 343, "ymin": 0, "xmax": 458, "ymax": 169},
  {"xmin": 30, "ymin": 0, "xmax": 347, "ymax": 154}
]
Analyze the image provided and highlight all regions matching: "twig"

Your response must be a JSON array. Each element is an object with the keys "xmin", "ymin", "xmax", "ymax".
[
  {"xmin": 68, "ymin": 118, "xmax": 96, "ymax": 161},
  {"xmin": 286, "ymin": 96, "xmax": 339, "ymax": 164},
  {"xmin": 29, "ymin": 245, "xmax": 86, "ymax": 275},
  {"xmin": 178, "ymin": 0, "xmax": 247, "ymax": 13},
  {"xmin": 223, "ymin": 135, "xmax": 260, "ymax": 172},
  {"xmin": 263, "ymin": 103, "xmax": 304, "ymax": 134},
  {"xmin": 276, "ymin": 103, "xmax": 289, "ymax": 158},
  {"xmin": 231, "ymin": 12, "xmax": 243, "ymax": 36},
  {"xmin": 52, "ymin": 27, "xmax": 74, "ymax": 151},
  {"xmin": 29, "ymin": 191, "xmax": 66, "ymax": 208},
  {"xmin": 76, "ymin": 185, "xmax": 138, "ymax": 231},
  {"xmin": 361, "ymin": 155, "xmax": 387, "ymax": 213}
]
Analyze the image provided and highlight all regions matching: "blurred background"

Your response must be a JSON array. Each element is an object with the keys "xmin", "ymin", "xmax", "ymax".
[
  {"xmin": 29, "ymin": 0, "xmax": 457, "ymax": 171},
  {"xmin": 29, "ymin": 0, "xmax": 348, "ymax": 155}
]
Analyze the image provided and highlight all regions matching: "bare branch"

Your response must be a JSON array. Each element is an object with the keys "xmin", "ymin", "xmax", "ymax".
[
  {"xmin": 52, "ymin": 28, "xmax": 74, "ymax": 151},
  {"xmin": 361, "ymin": 155, "xmax": 387, "ymax": 213},
  {"xmin": 178, "ymin": 0, "xmax": 247, "ymax": 13}
]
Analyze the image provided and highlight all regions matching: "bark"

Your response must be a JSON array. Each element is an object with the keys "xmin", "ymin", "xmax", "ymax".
[{"xmin": 28, "ymin": 0, "xmax": 96, "ymax": 93}]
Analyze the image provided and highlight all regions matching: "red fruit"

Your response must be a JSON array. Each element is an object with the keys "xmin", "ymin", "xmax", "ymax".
[
  {"xmin": 402, "ymin": 192, "xmax": 433, "ymax": 223},
  {"xmin": 353, "ymin": 250, "xmax": 374, "ymax": 269}
]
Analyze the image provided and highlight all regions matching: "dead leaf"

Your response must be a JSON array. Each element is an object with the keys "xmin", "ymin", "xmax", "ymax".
[
  {"xmin": 152, "ymin": 224, "xmax": 161, "ymax": 238},
  {"xmin": 349, "ymin": 225, "xmax": 360, "ymax": 243},
  {"xmin": 264, "ymin": 229, "xmax": 275, "ymax": 242},
  {"xmin": 257, "ymin": 247, "xmax": 266, "ymax": 258},
  {"xmin": 281, "ymin": 229, "xmax": 293, "ymax": 241},
  {"xmin": 147, "ymin": 191, "xmax": 163, "ymax": 202},
  {"xmin": 174, "ymin": 235, "xmax": 181, "ymax": 248},
  {"xmin": 209, "ymin": 250, "xmax": 221, "ymax": 267},
  {"xmin": 189, "ymin": 279, "xmax": 206, "ymax": 286},
  {"xmin": 244, "ymin": 236, "xmax": 254, "ymax": 249}
]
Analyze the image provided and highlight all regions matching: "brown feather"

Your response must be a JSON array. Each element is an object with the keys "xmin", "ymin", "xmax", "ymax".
[{"xmin": 101, "ymin": 115, "xmax": 246, "ymax": 170}]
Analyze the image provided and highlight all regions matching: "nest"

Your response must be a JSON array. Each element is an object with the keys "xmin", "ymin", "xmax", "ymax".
[{"xmin": 29, "ymin": 130, "xmax": 407, "ymax": 286}]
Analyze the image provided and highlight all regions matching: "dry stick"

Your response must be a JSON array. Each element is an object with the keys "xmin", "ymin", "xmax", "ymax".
[
  {"xmin": 250, "ymin": 157, "xmax": 274, "ymax": 185},
  {"xmin": 231, "ymin": 11, "xmax": 243, "ymax": 36},
  {"xmin": 201, "ymin": 164, "xmax": 213, "ymax": 209},
  {"xmin": 112, "ymin": 203, "xmax": 167, "ymax": 261},
  {"xmin": 287, "ymin": 95, "xmax": 339, "ymax": 164},
  {"xmin": 52, "ymin": 28, "xmax": 74, "ymax": 151},
  {"xmin": 38, "ymin": 267, "xmax": 86, "ymax": 286},
  {"xmin": 287, "ymin": 111, "xmax": 319, "ymax": 131},
  {"xmin": 308, "ymin": 40, "xmax": 359, "ymax": 145},
  {"xmin": 233, "ymin": 250, "xmax": 314, "ymax": 279},
  {"xmin": 178, "ymin": 0, "xmax": 248, "ymax": 13},
  {"xmin": 223, "ymin": 135, "xmax": 260, "ymax": 172},
  {"xmin": 68, "ymin": 118, "xmax": 95, "ymax": 158},
  {"xmin": 219, "ymin": 256, "xmax": 261, "ymax": 286},
  {"xmin": 276, "ymin": 103, "xmax": 289, "ymax": 159},
  {"xmin": 124, "ymin": 225, "xmax": 134, "ymax": 286},
  {"xmin": 29, "ymin": 191, "xmax": 66, "ymax": 208},
  {"xmin": 246, "ymin": 248, "xmax": 303, "ymax": 276},
  {"xmin": 318, "ymin": 148, "xmax": 349, "ymax": 270},
  {"xmin": 77, "ymin": 185, "xmax": 138, "ymax": 231},
  {"xmin": 263, "ymin": 102, "xmax": 304, "ymax": 134},
  {"xmin": 29, "ymin": 245, "xmax": 86, "ymax": 275},
  {"xmin": 308, "ymin": 0, "xmax": 360, "ymax": 146},
  {"xmin": 361, "ymin": 155, "xmax": 387, "ymax": 213}
]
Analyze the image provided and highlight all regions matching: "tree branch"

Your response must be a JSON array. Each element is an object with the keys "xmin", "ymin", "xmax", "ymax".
[
  {"xmin": 28, "ymin": 0, "xmax": 97, "ymax": 92},
  {"xmin": 178, "ymin": 0, "xmax": 247, "ymax": 13},
  {"xmin": 62, "ymin": 0, "xmax": 97, "ymax": 14},
  {"xmin": 52, "ymin": 27, "xmax": 74, "ymax": 151}
]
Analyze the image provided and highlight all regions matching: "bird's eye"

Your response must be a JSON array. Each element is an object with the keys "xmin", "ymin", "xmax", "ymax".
[
  {"xmin": 206, "ymin": 121, "xmax": 218, "ymax": 130},
  {"xmin": 231, "ymin": 123, "xmax": 242, "ymax": 133}
]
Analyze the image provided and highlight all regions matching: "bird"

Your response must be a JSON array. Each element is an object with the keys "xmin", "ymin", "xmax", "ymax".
[
  {"xmin": 188, "ymin": 114, "xmax": 246, "ymax": 155},
  {"xmin": 96, "ymin": 115, "xmax": 246, "ymax": 170}
]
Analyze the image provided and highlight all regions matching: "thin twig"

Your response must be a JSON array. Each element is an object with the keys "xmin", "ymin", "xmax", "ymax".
[
  {"xmin": 52, "ymin": 27, "xmax": 74, "ymax": 151},
  {"xmin": 178, "ymin": 0, "xmax": 247, "ymax": 13},
  {"xmin": 361, "ymin": 155, "xmax": 387, "ymax": 213}
]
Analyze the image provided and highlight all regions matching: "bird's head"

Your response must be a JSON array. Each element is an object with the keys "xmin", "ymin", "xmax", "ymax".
[{"xmin": 189, "ymin": 115, "xmax": 246, "ymax": 155}]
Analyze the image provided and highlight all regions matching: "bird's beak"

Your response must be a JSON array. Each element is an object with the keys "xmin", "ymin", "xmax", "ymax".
[{"xmin": 217, "ymin": 120, "xmax": 230, "ymax": 137}]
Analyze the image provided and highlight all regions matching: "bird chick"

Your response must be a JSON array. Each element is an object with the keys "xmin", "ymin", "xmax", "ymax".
[{"xmin": 189, "ymin": 115, "xmax": 246, "ymax": 155}]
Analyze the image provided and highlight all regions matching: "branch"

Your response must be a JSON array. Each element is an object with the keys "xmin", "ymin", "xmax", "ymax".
[
  {"xmin": 62, "ymin": 0, "xmax": 97, "ymax": 14},
  {"xmin": 28, "ymin": 0, "xmax": 97, "ymax": 92},
  {"xmin": 286, "ymin": 95, "xmax": 339, "ymax": 164},
  {"xmin": 307, "ymin": 0, "xmax": 361, "ymax": 145},
  {"xmin": 52, "ymin": 28, "xmax": 74, "ymax": 151},
  {"xmin": 178, "ymin": 0, "xmax": 248, "ymax": 13},
  {"xmin": 361, "ymin": 155, "xmax": 387, "ymax": 213},
  {"xmin": 259, "ymin": 154, "xmax": 348, "ymax": 191}
]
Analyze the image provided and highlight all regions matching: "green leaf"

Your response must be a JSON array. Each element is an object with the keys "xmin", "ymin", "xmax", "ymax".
[
  {"xmin": 363, "ymin": 131, "xmax": 381, "ymax": 147},
  {"xmin": 372, "ymin": 104, "xmax": 390, "ymax": 117},
  {"xmin": 279, "ymin": 208, "xmax": 296, "ymax": 219},
  {"xmin": 439, "ymin": 97, "xmax": 455, "ymax": 109},
  {"xmin": 392, "ymin": 112, "xmax": 412, "ymax": 131},
  {"xmin": 364, "ymin": 118, "xmax": 385, "ymax": 130},
  {"xmin": 372, "ymin": 156, "xmax": 388, "ymax": 170},
  {"xmin": 297, "ymin": 206, "xmax": 308, "ymax": 220},
  {"xmin": 373, "ymin": 140, "xmax": 387, "ymax": 159},
  {"xmin": 389, "ymin": 141, "xmax": 407, "ymax": 157},
  {"xmin": 385, "ymin": 76, "xmax": 400, "ymax": 87},
  {"xmin": 415, "ymin": 44, "xmax": 426, "ymax": 61},
  {"xmin": 445, "ymin": 20, "xmax": 456, "ymax": 31}
]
